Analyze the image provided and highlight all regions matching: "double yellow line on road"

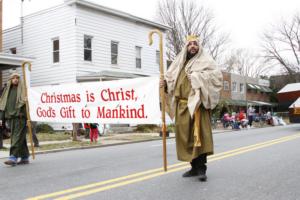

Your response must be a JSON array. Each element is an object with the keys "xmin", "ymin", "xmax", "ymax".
[{"xmin": 27, "ymin": 133, "xmax": 300, "ymax": 200}]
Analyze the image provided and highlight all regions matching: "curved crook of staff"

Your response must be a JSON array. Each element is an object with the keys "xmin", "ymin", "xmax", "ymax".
[
  {"xmin": 149, "ymin": 29, "xmax": 167, "ymax": 172},
  {"xmin": 21, "ymin": 61, "xmax": 35, "ymax": 160}
]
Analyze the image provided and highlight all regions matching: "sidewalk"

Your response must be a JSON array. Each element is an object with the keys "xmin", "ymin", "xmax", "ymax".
[{"xmin": 0, "ymin": 129, "xmax": 231, "ymax": 159}]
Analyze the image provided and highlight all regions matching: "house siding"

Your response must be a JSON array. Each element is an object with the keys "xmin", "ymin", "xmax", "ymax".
[
  {"xmin": 2, "ymin": 3, "xmax": 167, "ymax": 86},
  {"xmin": 3, "ymin": 4, "xmax": 77, "ymax": 86},
  {"xmin": 75, "ymin": 5, "xmax": 165, "ymax": 77}
]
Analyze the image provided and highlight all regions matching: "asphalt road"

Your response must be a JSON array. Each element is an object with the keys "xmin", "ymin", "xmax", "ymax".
[{"xmin": 1, "ymin": 124, "xmax": 300, "ymax": 200}]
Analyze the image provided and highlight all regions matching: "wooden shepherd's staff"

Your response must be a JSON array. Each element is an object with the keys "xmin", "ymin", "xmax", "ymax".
[
  {"xmin": 149, "ymin": 29, "xmax": 167, "ymax": 172},
  {"xmin": 21, "ymin": 61, "xmax": 35, "ymax": 159}
]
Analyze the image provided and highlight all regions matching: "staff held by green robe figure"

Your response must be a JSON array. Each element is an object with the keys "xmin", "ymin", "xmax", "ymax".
[
  {"xmin": 0, "ymin": 62, "xmax": 35, "ymax": 166},
  {"xmin": 149, "ymin": 29, "xmax": 168, "ymax": 172},
  {"xmin": 160, "ymin": 35, "xmax": 223, "ymax": 181}
]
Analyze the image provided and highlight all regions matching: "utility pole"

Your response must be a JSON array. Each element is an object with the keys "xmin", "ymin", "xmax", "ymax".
[
  {"xmin": 21, "ymin": 0, "xmax": 24, "ymax": 44},
  {"xmin": 0, "ymin": 0, "xmax": 3, "ymax": 149},
  {"xmin": 0, "ymin": 0, "xmax": 2, "ymax": 51}
]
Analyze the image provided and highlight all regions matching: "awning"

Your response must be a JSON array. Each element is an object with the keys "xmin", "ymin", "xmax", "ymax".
[
  {"xmin": 254, "ymin": 85, "xmax": 263, "ymax": 91},
  {"xmin": 220, "ymin": 99, "xmax": 248, "ymax": 106},
  {"xmin": 221, "ymin": 99, "xmax": 277, "ymax": 107},
  {"xmin": 249, "ymin": 100, "xmax": 271, "ymax": 106},
  {"xmin": 247, "ymin": 83, "xmax": 272, "ymax": 93},
  {"xmin": 262, "ymin": 86, "xmax": 272, "ymax": 93},
  {"xmin": 247, "ymin": 83, "xmax": 256, "ymax": 89},
  {"xmin": 0, "ymin": 53, "xmax": 34, "ymax": 70},
  {"xmin": 77, "ymin": 70, "xmax": 148, "ymax": 82},
  {"xmin": 248, "ymin": 100, "xmax": 277, "ymax": 107}
]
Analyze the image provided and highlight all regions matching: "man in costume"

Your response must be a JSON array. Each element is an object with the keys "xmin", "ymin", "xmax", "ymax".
[
  {"xmin": 160, "ymin": 35, "xmax": 222, "ymax": 181},
  {"xmin": 0, "ymin": 72, "xmax": 29, "ymax": 166}
]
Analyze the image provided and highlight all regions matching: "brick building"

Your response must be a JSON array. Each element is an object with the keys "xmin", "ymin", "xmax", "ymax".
[
  {"xmin": 220, "ymin": 71, "xmax": 231, "ymax": 100},
  {"xmin": 219, "ymin": 71, "xmax": 274, "ymax": 114}
]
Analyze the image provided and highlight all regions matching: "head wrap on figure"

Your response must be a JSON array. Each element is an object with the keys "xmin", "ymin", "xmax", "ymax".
[
  {"xmin": 0, "ymin": 71, "xmax": 26, "ymax": 111},
  {"xmin": 164, "ymin": 34, "xmax": 223, "ymax": 119},
  {"xmin": 10, "ymin": 71, "xmax": 21, "ymax": 80}
]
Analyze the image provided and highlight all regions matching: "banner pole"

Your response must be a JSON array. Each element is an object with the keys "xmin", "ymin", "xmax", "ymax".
[
  {"xmin": 149, "ymin": 29, "xmax": 167, "ymax": 172},
  {"xmin": 21, "ymin": 61, "xmax": 35, "ymax": 159}
]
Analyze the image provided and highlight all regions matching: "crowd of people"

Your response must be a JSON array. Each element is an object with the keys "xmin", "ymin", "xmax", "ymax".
[
  {"xmin": 221, "ymin": 106, "xmax": 285, "ymax": 130},
  {"xmin": 222, "ymin": 109, "xmax": 249, "ymax": 130}
]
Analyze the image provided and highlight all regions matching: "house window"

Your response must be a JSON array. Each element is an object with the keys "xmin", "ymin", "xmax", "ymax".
[
  {"xmin": 232, "ymin": 82, "xmax": 237, "ymax": 92},
  {"xmin": 10, "ymin": 48, "xmax": 17, "ymax": 54},
  {"xmin": 111, "ymin": 41, "xmax": 118, "ymax": 65},
  {"xmin": 52, "ymin": 38, "xmax": 59, "ymax": 63},
  {"xmin": 224, "ymin": 81, "xmax": 229, "ymax": 90},
  {"xmin": 240, "ymin": 83, "xmax": 244, "ymax": 93},
  {"xmin": 156, "ymin": 50, "xmax": 160, "ymax": 66},
  {"xmin": 84, "ymin": 35, "xmax": 92, "ymax": 61},
  {"xmin": 135, "ymin": 46, "xmax": 142, "ymax": 69}
]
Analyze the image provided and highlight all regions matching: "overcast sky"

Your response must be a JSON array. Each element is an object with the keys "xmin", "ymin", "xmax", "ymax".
[{"xmin": 3, "ymin": 0, "xmax": 300, "ymax": 50}]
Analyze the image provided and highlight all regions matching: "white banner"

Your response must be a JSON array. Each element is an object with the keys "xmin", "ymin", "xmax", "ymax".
[{"xmin": 28, "ymin": 77, "xmax": 161, "ymax": 124}]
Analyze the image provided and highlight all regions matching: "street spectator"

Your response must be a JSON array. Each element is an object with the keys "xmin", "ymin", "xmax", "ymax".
[
  {"xmin": 266, "ymin": 111, "xmax": 273, "ymax": 125},
  {"xmin": 222, "ymin": 113, "xmax": 232, "ymax": 128},
  {"xmin": 247, "ymin": 106, "xmax": 255, "ymax": 128},
  {"xmin": 232, "ymin": 112, "xmax": 240, "ymax": 130},
  {"xmin": 0, "ymin": 72, "xmax": 29, "ymax": 166},
  {"xmin": 231, "ymin": 112, "xmax": 240, "ymax": 130},
  {"xmin": 238, "ymin": 110, "xmax": 248, "ymax": 128},
  {"xmin": 89, "ymin": 123, "xmax": 99, "ymax": 143},
  {"xmin": 84, "ymin": 123, "xmax": 90, "ymax": 139}
]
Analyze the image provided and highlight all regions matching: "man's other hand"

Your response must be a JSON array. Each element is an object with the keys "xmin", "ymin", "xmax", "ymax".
[
  {"xmin": 160, "ymin": 79, "xmax": 166, "ymax": 88},
  {"xmin": 187, "ymin": 73, "xmax": 192, "ymax": 81}
]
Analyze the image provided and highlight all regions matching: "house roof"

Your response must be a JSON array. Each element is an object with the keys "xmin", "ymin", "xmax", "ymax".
[
  {"xmin": 277, "ymin": 83, "xmax": 300, "ymax": 94},
  {"xmin": 4, "ymin": 0, "xmax": 170, "ymax": 33},
  {"xmin": 289, "ymin": 97, "xmax": 300, "ymax": 108},
  {"xmin": 65, "ymin": 0, "xmax": 170, "ymax": 31},
  {"xmin": 0, "ymin": 53, "xmax": 35, "ymax": 70}
]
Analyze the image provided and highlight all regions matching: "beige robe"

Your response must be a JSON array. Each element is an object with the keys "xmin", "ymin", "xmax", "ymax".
[
  {"xmin": 174, "ymin": 67, "xmax": 214, "ymax": 161},
  {"xmin": 165, "ymin": 41, "xmax": 222, "ymax": 162}
]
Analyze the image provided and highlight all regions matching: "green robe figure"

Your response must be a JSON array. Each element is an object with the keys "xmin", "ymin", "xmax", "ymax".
[
  {"xmin": 0, "ymin": 72, "xmax": 29, "ymax": 166},
  {"xmin": 161, "ymin": 35, "xmax": 223, "ymax": 181}
]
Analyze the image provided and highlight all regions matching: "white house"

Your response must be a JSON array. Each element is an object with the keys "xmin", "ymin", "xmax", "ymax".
[
  {"xmin": 3, "ymin": 0, "xmax": 169, "ymax": 86},
  {"xmin": 2, "ymin": 0, "xmax": 169, "ymax": 130}
]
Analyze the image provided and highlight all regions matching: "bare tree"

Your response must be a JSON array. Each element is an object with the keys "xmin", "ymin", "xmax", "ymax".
[
  {"xmin": 261, "ymin": 13, "xmax": 300, "ymax": 80},
  {"xmin": 157, "ymin": 0, "xmax": 229, "ymax": 61},
  {"xmin": 223, "ymin": 49, "xmax": 271, "ymax": 78}
]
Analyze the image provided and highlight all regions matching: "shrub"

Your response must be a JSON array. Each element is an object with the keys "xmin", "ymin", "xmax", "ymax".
[
  {"xmin": 36, "ymin": 123, "xmax": 54, "ymax": 133},
  {"xmin": 167, "ymin": 124, "xmax": 175, "ymax": 132},
  {"xmin": 78, "ymin": 128, "xmax": 86, "ymax": 136},
  {"xmin": 136, "ymin": 124, "xmax": 160, "ymax": 133}
]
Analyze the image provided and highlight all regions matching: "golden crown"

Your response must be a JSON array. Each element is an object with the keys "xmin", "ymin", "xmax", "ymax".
[{"xmin": 186, "ymin": 35, "xmax": 199, "ymax": 42}]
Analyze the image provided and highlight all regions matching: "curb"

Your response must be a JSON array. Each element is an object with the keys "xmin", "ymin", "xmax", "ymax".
[
  {"xmin": 0, "ymin": 128, "xmax": 261, "ymax": 160},
  {"xmin": 0, "ymin": 136, "xmax": 176, "ymax": 160}
]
